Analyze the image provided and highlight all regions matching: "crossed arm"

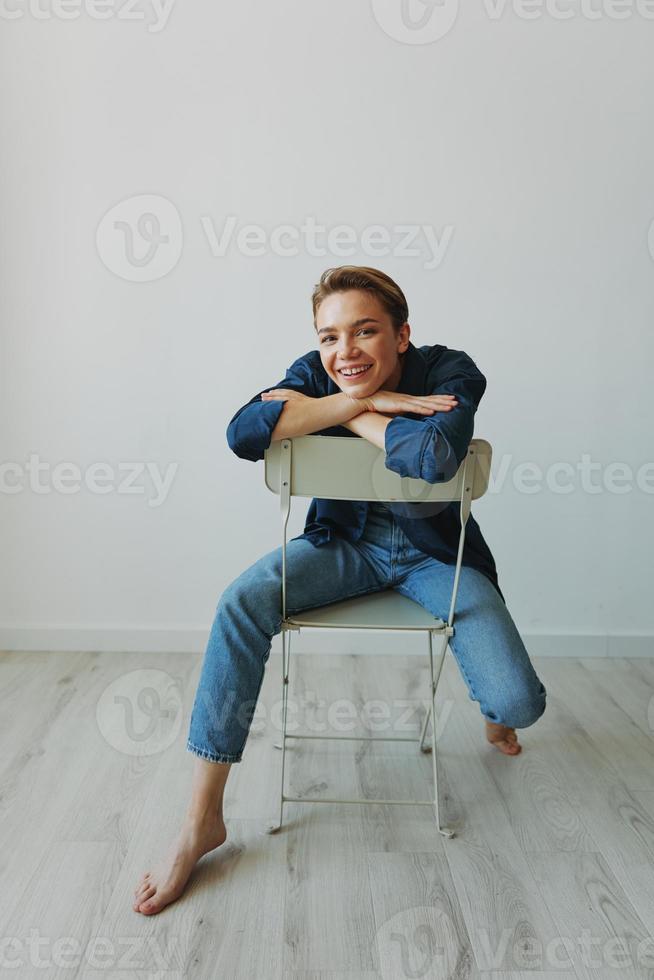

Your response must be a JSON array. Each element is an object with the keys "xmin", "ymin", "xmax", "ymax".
[
  {"xmin": 226, "ymin": 351, "xmax": 485, "ymax": 484},
  {"xmin": 263, "ymin": 388, "xmax": 457, "ymax": 450}
]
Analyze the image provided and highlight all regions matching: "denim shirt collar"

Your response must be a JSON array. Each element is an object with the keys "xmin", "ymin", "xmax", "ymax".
[{"xmin": 394, "ymin": 341, "xmax": 429, "ymax": 395}]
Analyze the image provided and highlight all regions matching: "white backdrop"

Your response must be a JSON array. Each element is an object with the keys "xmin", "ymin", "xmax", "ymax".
[{"xmin": 1, "ymin": 0, "xmax": 653, "ymax": 656}]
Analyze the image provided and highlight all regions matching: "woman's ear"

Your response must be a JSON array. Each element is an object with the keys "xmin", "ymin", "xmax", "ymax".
[{"xmin": 398, "ymin": 322, "xmax": 411, "ymax": 353}]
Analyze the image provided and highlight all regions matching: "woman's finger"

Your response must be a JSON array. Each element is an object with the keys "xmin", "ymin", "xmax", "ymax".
[
  {"xmin": 405, "ymin": 394, "xmax": 456, "ymax": 402},
  {"xmin": 410, "ymin": 404, "xmax": 457, "ymax": 414},
  {"xmin": 409, "ymin": 399, "xmax": 457, "ymax": 409}
]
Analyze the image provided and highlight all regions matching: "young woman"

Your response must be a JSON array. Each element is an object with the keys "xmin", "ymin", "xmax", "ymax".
[{"xmin": 133, "ymin": 266, "xmax": 547, "ymax": 916}]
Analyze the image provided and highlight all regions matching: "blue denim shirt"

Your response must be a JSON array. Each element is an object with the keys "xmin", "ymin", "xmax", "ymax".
[{"xmin": 226, "ymin": 340, "xmax": 504, "ymax": 602}]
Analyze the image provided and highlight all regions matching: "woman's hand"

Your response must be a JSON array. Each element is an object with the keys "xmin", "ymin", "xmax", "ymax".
[
  {"xmin": 260, "ymin": 386, "xmax": 458, "ymax": 417},
  {"xmin": 360, "ymin": 390, "xmax": 458, "ymax": 416},
  {"xmin": 261, "ymin": 388, "xmax": 313, "ymax": 404}
]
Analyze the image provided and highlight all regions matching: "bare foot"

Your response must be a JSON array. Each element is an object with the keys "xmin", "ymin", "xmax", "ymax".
[
  {"xmin": 485, "ymin": 720, "xmax": 522, "ymax": 755},
  {"xmin": 133, "ymin": 811, "xmax": 227, "ymax": 915}
]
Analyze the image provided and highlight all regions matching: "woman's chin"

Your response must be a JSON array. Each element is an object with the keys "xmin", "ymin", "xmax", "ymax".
[
  {"xmin": 338, "ymin": 377, "xmax": 375, "ymax": 395},
  {"xmin": 341, "ymin": 385, "xmax": 372, "ymax": 398}
]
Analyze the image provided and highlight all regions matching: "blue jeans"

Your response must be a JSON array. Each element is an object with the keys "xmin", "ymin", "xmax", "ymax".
[{"xmin": 187, "ymin": 504, "xmax": 547, "ymax": 764}]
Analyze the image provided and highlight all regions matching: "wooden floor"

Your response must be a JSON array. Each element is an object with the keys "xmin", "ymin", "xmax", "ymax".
[{"xmin": 1, "ymin": 649, "xmax": 654, "ymax": 980}]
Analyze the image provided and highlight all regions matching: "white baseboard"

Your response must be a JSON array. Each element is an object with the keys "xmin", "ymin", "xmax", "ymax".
[{"xmin": 0, "ymin": 626, "xmax": 652, "ymax": 658}]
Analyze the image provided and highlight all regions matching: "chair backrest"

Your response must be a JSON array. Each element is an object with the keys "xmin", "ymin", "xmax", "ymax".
[
  {"xmin": 265, "ymin": 435, "xmax": 491, "ymax": 504},
  {"xmin": 264, "ymin": 435, "xmax": 493, "ymax": 627}
]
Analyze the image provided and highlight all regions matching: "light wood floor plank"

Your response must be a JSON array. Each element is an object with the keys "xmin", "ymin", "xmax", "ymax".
[
  {"xmin": 578, "ymin": 657, "xmax": 654, "ymax": 738},
  {"xmin": 439, "ymin": 657, "xmax": 600, "ymax": 853},
  {"xmin": 0, "ymin": 652, "xmax": 133, "ymax": 930},
  {"xmin": 2, "ymin": 650, "xmax": 654, "ymax": 980},
  {"xmin": 509, "ymin": 669, "xmax": 654, "ymax": 938},
  {"xmin": 367, "ymin": 850, "xmax": 481, "ymax": 979},
  {"xmin": 540, "ymin": 659, "xmax": 654, "ymax": 791},
  {"xmin": 285, "ymin": 974, "xmax": 380, "ymax": 980},
  {"xmin": 94, "ymin": 734, "xmax": 287, "ymax": 979},
  {"xmin": 0, "ymin": 840, "xmax": 120, "ymax": 980},
  {"xmin": 526, "ymin": 850, "xmax": 654, "ymax": 979},
  {"xmin": 427, "ymin": 666, "xmax": 567, "ymax": 972}
]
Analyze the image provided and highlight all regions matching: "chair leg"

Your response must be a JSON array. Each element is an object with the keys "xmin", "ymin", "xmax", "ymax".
[
  {"xmin": 427, "ymin": 631, "xmax": 456, "ymax": 839},
  {"xmin": 268, "ymin": 628, "xmax": 291, "ymax": 834},
  {"xmin": 419, "ymin": 701, "xmax": 432, "ymax": 753}
]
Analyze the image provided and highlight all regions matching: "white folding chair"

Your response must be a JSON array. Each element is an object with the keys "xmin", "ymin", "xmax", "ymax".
[{"xmin": 264, "ymin": 434, "xmax": 492, "ymax": 839}]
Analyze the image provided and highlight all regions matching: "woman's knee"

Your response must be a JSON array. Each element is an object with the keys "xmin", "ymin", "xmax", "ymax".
[
  {"xmin": 485, "ymin": 678, "xmax": 547, "ymax": 729},
  {"xmin": 219, "ymin": 560, "xmax": 283, "ymax": 636}
]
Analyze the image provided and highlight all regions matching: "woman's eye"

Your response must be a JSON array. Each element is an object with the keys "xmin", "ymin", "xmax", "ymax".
[{"xmin": 321, "ymin": 329, "xmax": 373, "ymax": 344}]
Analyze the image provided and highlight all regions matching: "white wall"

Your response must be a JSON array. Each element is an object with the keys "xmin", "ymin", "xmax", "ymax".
[{"xmin": 1, "ymin": 0, "xmax": 653, "ymax": 655}]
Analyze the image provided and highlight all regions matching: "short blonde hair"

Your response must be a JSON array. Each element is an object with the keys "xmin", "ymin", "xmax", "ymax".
[{"xmin": 311, "ymin": 266, "xmax": 409, "ymax": 332}]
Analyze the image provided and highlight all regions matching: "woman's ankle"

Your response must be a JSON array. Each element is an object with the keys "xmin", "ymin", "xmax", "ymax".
[{"xmin": 185, "ymin": 802, "xmax": 225, "ymax": 826}]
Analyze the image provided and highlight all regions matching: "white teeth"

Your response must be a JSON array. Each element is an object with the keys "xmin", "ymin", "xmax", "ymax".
[{"xmin": 340, "ymin": 365, "xmax": 371, "ymax": 377}]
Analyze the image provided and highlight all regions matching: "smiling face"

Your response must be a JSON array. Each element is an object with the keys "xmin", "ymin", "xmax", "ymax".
[{"xmin": 315, "ymin": 290, "xmax": 410, "ymax": 396}]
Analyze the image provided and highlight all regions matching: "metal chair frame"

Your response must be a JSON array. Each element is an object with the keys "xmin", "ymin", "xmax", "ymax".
[{"xmin": 263, "ymin": 435, "xmax": 492, "ymax": 839}]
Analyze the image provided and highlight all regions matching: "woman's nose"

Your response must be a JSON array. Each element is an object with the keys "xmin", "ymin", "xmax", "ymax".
[{"xmin": 338, "ymin": 340, "xmax": 359, "ymax": 359}]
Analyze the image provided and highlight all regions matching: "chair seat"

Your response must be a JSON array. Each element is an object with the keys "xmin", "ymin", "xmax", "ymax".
[{"xmin": 284, "ymin": 588, "xmax": 446, "ymax": 631}]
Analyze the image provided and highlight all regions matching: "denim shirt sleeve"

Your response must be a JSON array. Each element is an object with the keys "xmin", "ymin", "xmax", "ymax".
[
  {"xmin": 384, "ymin": 349, "xmax": 487, "ymax": 484},
  {"xmin": 226, "ymin": 352, "xmax": 322, "ymax": 462}
]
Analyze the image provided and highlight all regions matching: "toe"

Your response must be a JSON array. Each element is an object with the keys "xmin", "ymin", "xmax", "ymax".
[
  {"xmin": 490, "ymin": 735, "xmax": 522, "ymax": 755},
  {"xmin": 134, "ymin": 873, "xmax": 151, "ymax": 894},
  {"xmin": 136, "ymin": 886, "xmax": 157, "ymax": 910},
  {"xmin": 139, "ymin": 898, "xmax": 160, "ymax": 914}
]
